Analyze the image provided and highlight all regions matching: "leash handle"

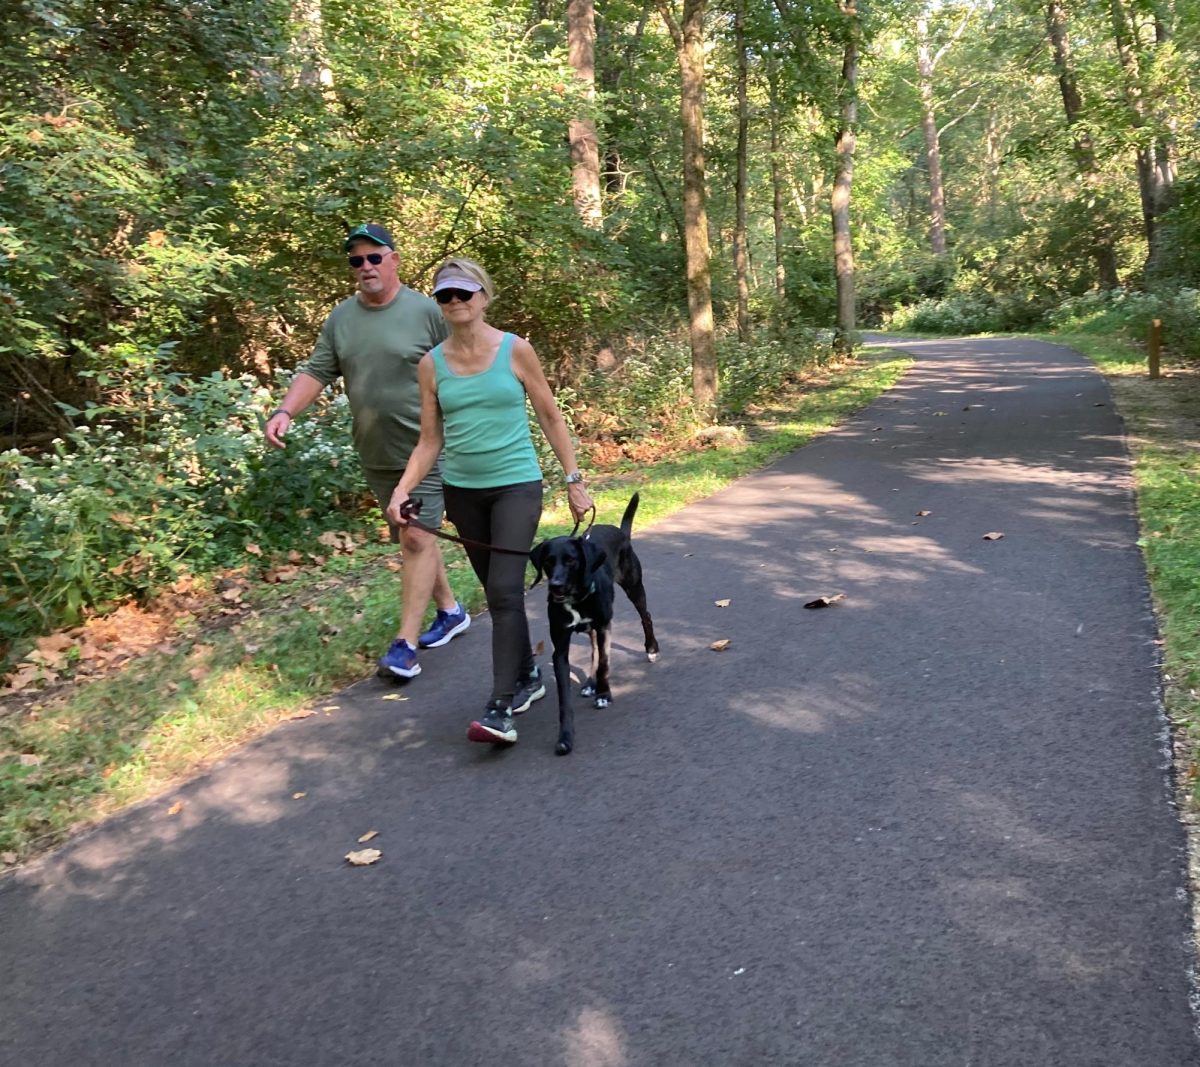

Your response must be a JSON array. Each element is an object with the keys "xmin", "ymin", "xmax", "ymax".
[
  {"xmin": 398, "ymin": 497, "xmax": 531, "ymax": 557},
  {"xmin": 570, "ymin": 504, "xmax": 597, "ymax": 539}
]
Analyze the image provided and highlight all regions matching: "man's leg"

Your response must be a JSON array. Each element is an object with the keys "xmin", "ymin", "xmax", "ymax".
[{"xmin": 397, "ymin": 524, "xmax": 444, "ymax": 646}]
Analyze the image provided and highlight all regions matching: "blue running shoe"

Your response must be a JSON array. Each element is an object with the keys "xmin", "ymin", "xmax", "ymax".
[
  {"xmin": 377, "ymin": 638, "xmax": 421, "ymax": 679},
  {"xmin": 418, "ymin": 604, "xmax": 471, "ymax": 649}
]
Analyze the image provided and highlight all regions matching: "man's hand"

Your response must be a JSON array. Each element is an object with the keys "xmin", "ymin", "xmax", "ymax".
[{"xmin": 265, "ymin": 410, "xmax": 292, "ymax": 449}]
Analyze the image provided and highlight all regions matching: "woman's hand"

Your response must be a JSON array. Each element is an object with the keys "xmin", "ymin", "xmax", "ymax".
[
  {"xmin": 386, "ymin": 486, "xmax": 412, "ymax": 527},
  {"xmin": 566, "ymin": 481, "xmax": 593, "ymax": 524}
]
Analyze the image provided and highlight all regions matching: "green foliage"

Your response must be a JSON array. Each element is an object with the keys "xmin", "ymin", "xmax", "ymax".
[{"xmin": 0, "ymin": 353, "xmax": 364, "ymax": 643}]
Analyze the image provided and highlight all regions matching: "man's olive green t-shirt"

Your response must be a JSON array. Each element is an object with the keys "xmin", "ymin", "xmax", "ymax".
[{"xmin": 298, "ymin": 288, "xmax": 449, "ymax": 470}]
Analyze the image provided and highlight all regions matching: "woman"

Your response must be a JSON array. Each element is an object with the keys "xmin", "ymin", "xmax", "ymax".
[{"xmin": 387, "ymin": 257, "xmax": 593, "ymax": 745}]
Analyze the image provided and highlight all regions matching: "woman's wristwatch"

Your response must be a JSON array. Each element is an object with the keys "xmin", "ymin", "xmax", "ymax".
[
  {"xmin": 269, "ymin": 408, "xmax": 293, "ymax": 421},
  {"xmin": 565, "ymin": 471, "xmax": 585, "ymax": 485}
]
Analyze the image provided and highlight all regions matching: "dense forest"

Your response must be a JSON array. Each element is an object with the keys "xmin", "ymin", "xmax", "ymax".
[{"xmin": 2, "ymin": 0, "xmax": 1198, "ymax": 643}]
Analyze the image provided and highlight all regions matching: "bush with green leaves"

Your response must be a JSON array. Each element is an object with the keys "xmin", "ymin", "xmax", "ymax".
[
  {"xmin": 885, "ymin": 293, "xmax": 1007, "ymax": 335},
  {"xmin": 1, "ymin": 356, "xmax": 364, "ymax": 646}
]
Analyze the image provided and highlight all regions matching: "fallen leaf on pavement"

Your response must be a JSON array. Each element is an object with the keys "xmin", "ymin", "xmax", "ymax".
[
  {"xmin": 715, "ymin": 599, "xmax": 731, "ymax": 608},
  {"xmin": 804, "ymin": 594, "xmax": 846, "ymax": 609},
  {"xmin": 916, "ymin": 510, "xmax": 931, "ymax": 517},
  {"xmin": 345, "ymin": 848, "xmax": 381, "ymax": 866},
  {"xmin": 358, "ymin": 830, "xmax": 379, "ymax": 843},
  {"xmin": 982, "ymin": 531, "xmax": 1005, "ymax": 540},
  {"xmin": 292, "ymin": 792, "xmax": 306, "ymax": 799},
  {"xmin": 710, "ymin": 639, "xmax": 732, "ymax": 651},
  {"xmin": 166, "ymin": 800, "xmax": 184, "ymax": 816},
  {"xmin": 381, "ymin": 694, "xmax": 408, "ymax": 702},
  {"xmin": 288, "ymin": 708, "xmax": 317, "ymax": 720}
]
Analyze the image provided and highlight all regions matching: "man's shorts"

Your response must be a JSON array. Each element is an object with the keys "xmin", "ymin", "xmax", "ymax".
[{"xmin": 363, "ymin": 465, "xmax": 445, "ymax": 543}]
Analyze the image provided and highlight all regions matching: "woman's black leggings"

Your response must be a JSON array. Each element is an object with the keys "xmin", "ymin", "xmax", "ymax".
[{"xmin": 443, "ymin": 479, "xmax": 543, "ymax": 708}]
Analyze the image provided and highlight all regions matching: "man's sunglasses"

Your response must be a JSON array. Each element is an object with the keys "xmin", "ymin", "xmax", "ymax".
[
  {"xmin": 347, "ymin": 251, "xmax": 391, "ymax": 268},
  {"xmin": 435, "ymin": 288, "xmax": 477, "ymax": 304}
]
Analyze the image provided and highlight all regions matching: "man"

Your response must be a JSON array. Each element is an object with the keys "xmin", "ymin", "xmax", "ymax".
[{"xmin": 264, "ymin": 223, "xmax": 469, "ymax": 680}]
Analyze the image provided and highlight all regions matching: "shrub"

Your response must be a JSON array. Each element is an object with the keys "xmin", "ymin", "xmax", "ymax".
[{"xmin": 1, "ymin": 355, "xmax": 365, "ymax": 646}]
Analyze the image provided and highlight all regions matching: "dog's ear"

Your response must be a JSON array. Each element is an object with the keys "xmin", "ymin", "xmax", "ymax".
[
  {"xmin": 580, "ymin": 537, "xmax": 607, "ymax": 591},
  {"xmin": 528, "ymin": 540, "xmax": 548, "ymax": 587}
]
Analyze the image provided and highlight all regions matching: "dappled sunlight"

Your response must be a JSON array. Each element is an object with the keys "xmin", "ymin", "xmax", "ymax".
[
  {"xmin": 737, "ymin": 678, "xmax": 877, "ymax": 734},
  {"xmin": 905, "ymin": 457, "xmax": 1123, "ymax": 490},
  {"xmin": 561, "ymin": 1006, "xmax": 628, "ymax": 1067},
  {"xmin": 940, "ymin": 875, "xmax": 1115, "ymax": 982}
]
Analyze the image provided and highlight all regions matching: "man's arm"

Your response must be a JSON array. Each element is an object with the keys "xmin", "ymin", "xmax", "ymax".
[{"xmin": 264, "ymin": 372, "xmax": 326, "ymax": 449}]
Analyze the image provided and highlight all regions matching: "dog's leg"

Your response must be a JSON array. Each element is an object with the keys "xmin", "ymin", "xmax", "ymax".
[
  {"xmin": 619, "ymin": 575, "xmax": 660, "ymax": 661},
  {"xmin": 580, "ymin": 630, "xmax": 597, "ymax": 698},
  {"xmin": 550, "ymin": 628, "xmax": 576, "ymax": 756},
  {"xmin": 592, "ymin": 625, "xmax": 613, "ymax": 707}
]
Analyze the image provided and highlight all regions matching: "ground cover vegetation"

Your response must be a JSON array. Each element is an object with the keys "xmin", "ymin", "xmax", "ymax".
[{"xmin": 3, "ymin": 0, "xmax": 1200, "ymax": 850}]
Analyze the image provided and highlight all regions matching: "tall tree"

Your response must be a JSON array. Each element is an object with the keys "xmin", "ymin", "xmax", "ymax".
[
  {"xmin": 568, "ymin": 0, "xmax": 604, "ymax": 227},
  {"xmin": 733, "ymin": 0, "xmax": 752, "ymax": 340},
  {"xmin": 1044, "ymin": 0, "xmax": 1120, "ymax": 287},
  {"xmin": 658, "ymin": 0, "xmax": 718, "ymax": 417},
  {"xmin": 831, "ymin": 0, "xmax": 860, "ymax": 356}
]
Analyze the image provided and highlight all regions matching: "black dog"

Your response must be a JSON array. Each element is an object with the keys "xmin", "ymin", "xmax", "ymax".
[{"xmin": 529, "ymin": 493, "xmax": 659, "ymax": 755}]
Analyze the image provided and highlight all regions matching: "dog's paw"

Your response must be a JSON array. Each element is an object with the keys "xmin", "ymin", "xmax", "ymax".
[
  {"xmin": 580, "ymin": 681, "xmax": 596, "ymax": 697},
  {"xmin": 593, "ymin": 695, "xmax": 611, "ymax": 709},
  {"xmin": 555, "ymin": 737, "xmax": 573, "ymax": 755},
  {"xmin": 646, "ymin": 651, "xmax": 659, "ymax": 662}
]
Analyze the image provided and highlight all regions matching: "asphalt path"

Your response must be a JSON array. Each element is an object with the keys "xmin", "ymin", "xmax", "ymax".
[{"xmin": 2, "ymin": 336, "xmax": 1197, "ymax": 1065}]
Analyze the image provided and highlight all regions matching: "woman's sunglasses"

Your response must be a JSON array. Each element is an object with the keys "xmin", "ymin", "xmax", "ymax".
[
  {"xmin": 347, "ymin": 251, "xmax": 390, "ymax": 268},
  {"xmin": 435, "ymin": 288, "xmax": 477, "ymax": 304}
]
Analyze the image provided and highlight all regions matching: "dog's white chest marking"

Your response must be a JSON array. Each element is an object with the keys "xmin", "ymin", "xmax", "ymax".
[{"xmin": 563, "ymin": 603, "xmax": 592, "ymax": 630}]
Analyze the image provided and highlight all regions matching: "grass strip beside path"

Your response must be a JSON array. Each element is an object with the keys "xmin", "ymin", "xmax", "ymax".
[
  {"xmin": 0, "ymin": 350, "xmax": 911, "ymax": 864},
  {"xmin": 1039, "ymin": 332, "xmax": 1200, "ymax": 808}
]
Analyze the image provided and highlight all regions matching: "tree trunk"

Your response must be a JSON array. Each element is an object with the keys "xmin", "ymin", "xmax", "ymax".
[
  {"xmin": 769, "ymin": 51, "xmax": 786, "ymax": 302},
  {"xmin": 567, "ymin": 0, "xmax": 603, "ymax": 228},
  {"xmin": 831, "ymin": 2, "xmax": 859, "ymax": 358},
  {"xmin": 292, "ymin": 0, "xmax": 333, "ymax": 89},
  {"xmin": 915, "ymin": 15, "xmax": 946, "ymax": 256},
  {"xmin": 659, "ymin": 0, "xmax": 718, "ymax": 418},
  {"xmin": 1046, "ymin": 0, "xmax": 1119, "ymax": 288},
  {"xmin": 733, "ymin": 0, "xmax": 751, "ymax": 342},
  {"xmin": 1108, "ymin": 0, "xmax": 1163, "ymax": 259}
]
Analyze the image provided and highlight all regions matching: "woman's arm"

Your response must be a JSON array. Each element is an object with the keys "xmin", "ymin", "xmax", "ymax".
[
  {"xmin": 512, "ymin": 337, "xmax": 594, "ymax": 521},
  {"xmin": 387, "ymin": 355, "xmax": 445, "ymax": 525}
]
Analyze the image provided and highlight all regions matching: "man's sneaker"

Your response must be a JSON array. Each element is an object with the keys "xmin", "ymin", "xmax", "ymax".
[
  {"xmin": 418, "ymin": 605, "xmax": 471, "ymax": 649},
  {"xmin": 510, "ymin": 665, "xmax": 546, "ymax": 715},
  {"xmin": 377, "ymin": 638, "xmax": 421, "ymax": 680},
  {"xmin": 467, "ymin": 702, "xmax": 517, "ymax": 744}
]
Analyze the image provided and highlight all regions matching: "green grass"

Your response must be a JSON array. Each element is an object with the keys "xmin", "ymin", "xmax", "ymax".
[{"xmin": 0, "ymin": 349, "xmax": 911, "ymax": 862}]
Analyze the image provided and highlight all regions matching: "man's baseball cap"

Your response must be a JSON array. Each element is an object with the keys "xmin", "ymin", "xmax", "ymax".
[
  {"xmin": 432, "ymin": 274, "xmax": 483, "ymax": 294},
  {"xmin": 344, "ymin": 223, "xmax": 395, "ymax": 251}
]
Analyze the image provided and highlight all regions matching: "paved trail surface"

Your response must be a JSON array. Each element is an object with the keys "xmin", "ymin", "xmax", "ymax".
[{"xmin": 2, "ymin": 336, "xmax": 1196, "ymax": 1065}]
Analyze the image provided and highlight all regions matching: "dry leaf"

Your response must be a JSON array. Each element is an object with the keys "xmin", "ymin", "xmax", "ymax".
[
  {"xmin": 916, "ymin": 510, "xmax": 931, "ymax": 517},
  {"xmin": 292, "ymin": 792, "xmax": 306, "ymax": 800},
  {"xmin": 286, "ymin": 550, "xmax": 304, "ymax": 564},
  {"xmin": 345, "ymin": 848, "xmax": 382, "ymax": 866},
  {"xmin": 534, "ymin": 640, "xmax": 545, "ymax": 657},
  {"xmin": 715, "ymin": 599, "xmax": 731, "ymax": 608},
  {"xmin": 804, "ymin": 594, "xmax": 846, "ymax": 609},
  {"xmin": 166, "ymin": 800, "xmax": 184, "ymax": 816},
  {"xmin": 219, "ymin": 587, "xmax": 243, "ymax": 603},
  {"xmin": 1, "ymin": 852, "xmax": 17, "ymax": 865},
  {"xmin": 19, "ymin": 754, "xmax": 43, "ymax": 767},
  {"xmin": 245, "ymin": 542, "xmax": 263, "ymax": 557},
  {"xmin": 321, "ymin": 705, "xmax": 340, "ymax": 712},
  {"xmin": 263, "ymin": 565, "xmax": 302, "ymax": 583},
  {"xmin": 982, "ymin": 531, "xmax": 1005, "ymax": 541},
  {"xmin": 710, "ymin": 639, "xmax": 732, "ymax": 651},
  {"xmin": 358, "ymin": 830, "xmax": 380, "ymax": 843},
  {"xmin": 288, "ymin": 708, "xmax": 317, "ymax": 720},
  {"xmin": 381, "ymin": 694, "xmax": 408, "ymax": 702}
]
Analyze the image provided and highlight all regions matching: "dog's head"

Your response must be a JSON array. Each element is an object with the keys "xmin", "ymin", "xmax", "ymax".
[{"xmin": 529, "ymin": 536, "xmax": 609, "ymax": 602}]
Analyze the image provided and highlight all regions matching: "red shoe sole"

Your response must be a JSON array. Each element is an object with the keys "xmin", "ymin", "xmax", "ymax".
[{"xmin": 467, "ymin": 720, "xmax": 517, "ymax": 744}]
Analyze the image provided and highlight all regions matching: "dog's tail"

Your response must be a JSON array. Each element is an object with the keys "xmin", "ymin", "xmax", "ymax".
[{"xmin": 620, "ymin": 492, "xmax": 641, "ymax": 536}]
